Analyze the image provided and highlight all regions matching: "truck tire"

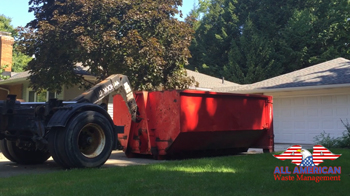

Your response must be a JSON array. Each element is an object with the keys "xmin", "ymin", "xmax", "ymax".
[
  {"xmin": 48, "ymin": 128, "xmax": 70, "ymax": 168},
  {"xmin": 61, "ymin": 111, "xmax": 114, "ymax": 168},
  {"xmin": 0, "ymin": 139, "xmax": 16, "ymax": 162},
  {"xmin": 5, "ymin": 140, "xmax": 50, "ymax": 164}
]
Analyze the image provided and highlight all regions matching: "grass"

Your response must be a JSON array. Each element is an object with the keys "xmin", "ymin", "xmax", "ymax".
[{"xmin": 0, "ymin": 148, "xmax": 349, "ymax": 196}]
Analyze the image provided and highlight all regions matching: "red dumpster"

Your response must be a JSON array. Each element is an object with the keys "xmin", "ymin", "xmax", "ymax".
[{"xmin": 114, "ymin": 90, "xmax": 273, "ymax": 159}]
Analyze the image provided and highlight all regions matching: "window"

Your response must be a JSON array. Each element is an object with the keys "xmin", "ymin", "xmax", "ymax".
[{"xmin": 28, "ymin": 90, "xmax": 57, "ymax": 102}]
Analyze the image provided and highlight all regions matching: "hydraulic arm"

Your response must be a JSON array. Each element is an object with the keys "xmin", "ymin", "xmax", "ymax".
[{"xmin": 73, "ymin": 74, "xmax": 139, "ymax": 122}]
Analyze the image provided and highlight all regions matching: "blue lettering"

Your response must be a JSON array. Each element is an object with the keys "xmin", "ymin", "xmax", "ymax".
[
  {"xmin": 308, "ymin": 167, "xmax": 312, "ymax": 174},
  {"xmin": 274, "ymin": 166, "xmax": 280, "ymax": 174},
  {"xmin": 322, "ymin": 167, "xmax": 327, "ymax": 174},
  {"xmin": 299, "ymin": 167, "xmax": 307, "ymax": 174},
  {"xmin": 328, "ymin": 167, "xmax": 334, "ymax": 174},
  {"xmin": 313, "ymin": 167, "xmax": 319, "ymax": 174},
  {"xmin": 293, "ymin": 166, "xmax": 299, "ymax": 174},
  {"xmin": 334, "ymin": 167, "xmax": 341, "ymax": 174},
  {"xmin": 285, "ymin": 166, "xmax": 291, "ymax": 174},
  {"xmin": 281, "ymin": 166, "xmax": 286, "ymax": 174}
]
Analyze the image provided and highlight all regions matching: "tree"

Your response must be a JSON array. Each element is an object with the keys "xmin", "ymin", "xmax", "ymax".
[
  {"xmin": 185, "ymin": 0, "xmax": 211, "ymax": 30},
  {"xmin": 189, "ymin": 0, "xmax": 350, "ymax": 84},
  {"xmin": 12, "ymin": 51, "xmax": 32, "ymax": 72},
  {"xmin": 226, "ymin": 18, "xmax": 281, "ymax": 83},
  {"xmin": 19, "ymin": 0, "xmax": 195, "ymax": 92},
  {"xmin": 0, "ymin": 15, "xmax": 17, "ymax": 35},
  {"xmin": 0, "ymin": 15, "xmax": 32, "ymax": 72}
]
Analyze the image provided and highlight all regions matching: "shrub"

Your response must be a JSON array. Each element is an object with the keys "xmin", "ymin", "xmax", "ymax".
[{"xmin": 313, "ymin": 119, "xmax": 350, "ymax": 148}]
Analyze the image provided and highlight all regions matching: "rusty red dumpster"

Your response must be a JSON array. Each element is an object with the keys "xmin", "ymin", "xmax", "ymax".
[{"xmin": 113, "ymin": 90, "xmax": 273, "ymax": 159}]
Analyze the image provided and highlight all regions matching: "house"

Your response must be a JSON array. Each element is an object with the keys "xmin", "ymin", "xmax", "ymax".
[
  {"xmin": 0, "ymin": 32, "xmax": 95, "ymax": 101},
  {"xmin": 0, "ymin": 32, "xmax": 240, "ymax": 119},
  {"xmin": 219, "ymin": 58, "xmax": 350, "ymax": 145}
]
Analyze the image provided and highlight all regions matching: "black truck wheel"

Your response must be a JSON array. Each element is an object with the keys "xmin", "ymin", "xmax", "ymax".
[
  {"xmin": 59, "ymin": 111, "xmax": 114, "ymax": 168},
  {"xmin": 5, "ymin": 140, "xmax": 50, "ymax": 164},
  {"xmin": 0, "ymin": 139, "xmax": 16, "ymax": 162},
  {"xmin": 48, "ymin": 128, "xmax": 71, "ymax": 168}
]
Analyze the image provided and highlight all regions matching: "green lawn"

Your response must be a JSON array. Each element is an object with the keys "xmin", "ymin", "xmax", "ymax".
[{"xmin": 0, "ymin": 149, "xmax": 348, "ymax": 196}]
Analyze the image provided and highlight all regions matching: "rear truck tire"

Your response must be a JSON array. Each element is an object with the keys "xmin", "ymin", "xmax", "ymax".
[
  {"xmin": 5, "ymin": 140, "xmax": 50, "ymax": 164},
  {"xmin": 57, "ymin": 111, "xmax": 114, "ymax": 168},
  {"xmin": 48, "ymin": 128, "xmax": 70, "ymax": 168},
  {"xmin": 0, "ymin": 139, "xmax": 16, "ymax": 162}
]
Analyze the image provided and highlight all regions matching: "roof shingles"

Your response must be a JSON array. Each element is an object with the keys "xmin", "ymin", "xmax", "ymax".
[
  {"xmin": 220, "ymin": 57, "xmax": 350, "ymax": 92},
  {"xmin": 186, "ymin": 69, "xmax": 240, "ymax": 90}
]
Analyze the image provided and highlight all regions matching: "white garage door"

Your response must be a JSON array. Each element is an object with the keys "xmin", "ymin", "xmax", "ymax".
[{"xmin": 273, "ymin": 94, "xmax": 350, "ymax": 144}]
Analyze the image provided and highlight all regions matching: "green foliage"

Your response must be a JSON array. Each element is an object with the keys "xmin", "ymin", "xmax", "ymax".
[
  {"xmin": 0, "ymin": 15, "xmax": 17, "ymax": 36},
  {"xmin": 188, "ymin": 0, "xmax": 240, "ymax": 81},
  {"xmin": 12, "ymin": 50, "xmax": 32, "ymax": 72},
  {"xmin": 35, "ymin": 90, "xmax": 47, "ymax": 102},
  {"xmin": 0, "ymin": 66, "xmax": 10, "ymax": 80},
  {"xmin": 0, "ymin": 15, "xmax": 32, "ymax": 72},
  {"xmin": 189, "ymin": 0, "xmax": 350, "ymax": 84},
  {"xmin": 19, "ymin": 0, "xmax": 195, "ymax": 93},
  {"xmin": 314, "ymin": 119, "xmax": 350, "ymax": 148},
  {"xmin": 313, "ymin": 131, "xmax": 341, "ymax": 148},
  {"xmin": 185, "ymin": 0, "xmax": 210, "ymax": 30}
]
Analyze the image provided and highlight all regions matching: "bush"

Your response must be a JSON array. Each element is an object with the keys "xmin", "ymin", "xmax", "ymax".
[
  {"xmin": 313, "ymin": 131, "xmax": 340, "ymax": 148},
  {"xmin": 339, "ymin": 119, "xmax": 350, "ymax": 147},
  {"xmin": 313, "ymin": 119, "xmax": 350, "ymax": 148}
]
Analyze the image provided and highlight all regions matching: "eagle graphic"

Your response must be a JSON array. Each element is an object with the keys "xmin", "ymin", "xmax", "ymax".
[{"xmin": 273, "ymin": 145, "xmax": 341, "ymax": 166}]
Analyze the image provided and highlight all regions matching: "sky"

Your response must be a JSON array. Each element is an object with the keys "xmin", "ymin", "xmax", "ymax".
[{"xmin": 0, "ymin": 0, "xmax": 197, "ymax": 28}]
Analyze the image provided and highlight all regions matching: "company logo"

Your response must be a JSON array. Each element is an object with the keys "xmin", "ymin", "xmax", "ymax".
[
  {"xmin": 273, "ymin": 145, "xmax": 342, "ymax": 183},
  {"xmin": 274, "ymin": 145, "xmax": 341, "ymax": 166},
  {"xmin": 99, "ymin": 84, "xmax": 114, "ymax": 97}
]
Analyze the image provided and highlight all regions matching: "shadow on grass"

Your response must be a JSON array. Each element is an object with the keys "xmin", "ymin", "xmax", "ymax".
[{"xmin": 0, "ymin": 149, "xmax": 349, "ymax": 196}]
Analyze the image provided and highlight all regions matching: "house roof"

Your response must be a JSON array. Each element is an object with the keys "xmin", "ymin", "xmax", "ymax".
[
  {"xmin": 0, "ymin": 66, "xmax": 92, "ymax": 85},
  {"xmin": 219, "ymin": 57, "xmax": 350, "ymax": 93},
  {"xmin": 186, "ymin": 69, "xmax": 240, "ymax": 90},
  {"xmin": 0, "ymin": 67, "xmax": 241, "ymax": 90},
  {"xmin": 9, "ymin": 71, "xmax": 30, "ymax": 80},
  {"xmin": 0, "ymin": 71, "xmax": 30, "ymax": 85}
]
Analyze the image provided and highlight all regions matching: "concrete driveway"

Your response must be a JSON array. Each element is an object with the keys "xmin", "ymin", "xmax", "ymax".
[{"xmin": 0, "ymin": 150, "xmax": 163, "ymax": 178}]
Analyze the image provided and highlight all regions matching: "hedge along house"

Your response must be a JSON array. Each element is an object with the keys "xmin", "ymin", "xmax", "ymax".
[{"xmin": 219, "ymin": 58, "xmax": 350, "ymax": 145}]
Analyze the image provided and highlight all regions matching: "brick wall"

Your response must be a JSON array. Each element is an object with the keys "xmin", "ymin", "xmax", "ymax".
[{"xmin": 0, "ymin": 32, "xmax": 14, "ymax": 72}]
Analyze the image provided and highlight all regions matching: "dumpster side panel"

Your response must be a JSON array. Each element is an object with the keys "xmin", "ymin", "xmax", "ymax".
[
  {"xmin": 179, "ymin": 91, "xmax": 268, "ymax": 132},
  {"xmin": 250, "ymin": 96, "xmax": 274, "ymax": 152},
  {"xmin": 113, "ymin": 94, "xmax": 132, "ymax": 150},
  {"xmin": 164, "ymin": 90, "xmax": 274, "ymax": 153},
  {"xmin": 115, "ymin": 90, "xmax": 274, "ymax": 157},
  {"xmin": 114, "ymin": 92, "xmax": 151, "ymax": 154},
  {"xmin": 146, "ymin": 91, "xmax": 181, "ymax": 156}
]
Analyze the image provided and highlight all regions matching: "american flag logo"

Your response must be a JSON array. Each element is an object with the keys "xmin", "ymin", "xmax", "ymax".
[
  {"xmin": 300, "ymin": 156, "xmax": 315, "ymax": 167},
  {"xmin": 273, "ymin": 145, "xmax": 341, "ymax": 166}
]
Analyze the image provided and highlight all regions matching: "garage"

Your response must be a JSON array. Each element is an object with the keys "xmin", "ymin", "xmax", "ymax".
[
  {"xmin": 223, "ymin": 58, "xmax": 350, "ymax": 145},
  {"xmin": 273, "ymin": 93, "xmax": 350, "ymax": 144}
]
